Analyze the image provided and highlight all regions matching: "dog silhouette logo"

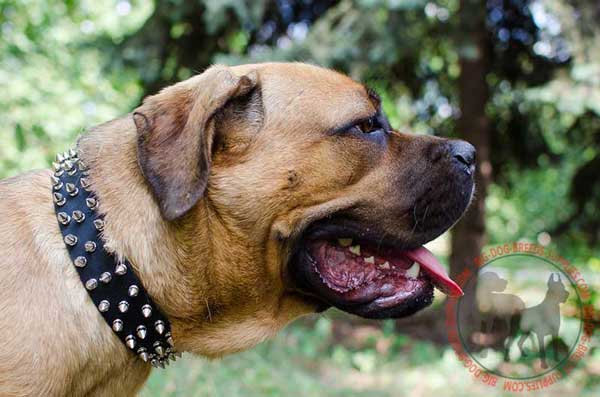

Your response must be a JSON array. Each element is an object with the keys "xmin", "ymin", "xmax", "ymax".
[
  {"xmin": 447, "ymin": 245, "xmax": 591, "ymax": 389},
  {"xmin": 513, "ymin": 273, "xmax": 570, "ymax": 368}
]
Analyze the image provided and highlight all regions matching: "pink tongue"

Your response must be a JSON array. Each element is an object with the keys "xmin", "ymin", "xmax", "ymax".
[{"xmin": 404, "ymin": 246, "xmax": 463, "ymax": 297}]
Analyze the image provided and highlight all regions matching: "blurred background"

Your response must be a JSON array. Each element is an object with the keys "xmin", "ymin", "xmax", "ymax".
[{"xmin": 1, "ymin": 0, "xmax": 599, "ymax": 396}]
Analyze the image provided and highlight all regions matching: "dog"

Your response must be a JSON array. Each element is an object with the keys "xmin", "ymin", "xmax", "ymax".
[
  {"xmin": 0, "ymin": 63, "xmax": 475, "ymax": 396},
  {"xmin": 515, "ymin": 273, "xmax": 569, "ymax": 368},
  {"xmin": 474, "ymin": 271, "xmax": 525, "ymax": 357}
]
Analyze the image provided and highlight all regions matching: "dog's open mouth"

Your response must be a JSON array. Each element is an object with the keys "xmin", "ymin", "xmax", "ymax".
[{"xmin": 290, "ymin": 223, "xmax": 463, "ymax": 319}]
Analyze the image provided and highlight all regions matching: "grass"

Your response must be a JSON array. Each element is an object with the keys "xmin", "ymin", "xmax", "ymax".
[{"xmin": 141, "ymin": 313, "xmax": 600, "ymax": 397}]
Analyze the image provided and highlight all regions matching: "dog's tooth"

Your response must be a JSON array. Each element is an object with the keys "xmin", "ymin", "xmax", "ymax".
[
  {"xmin": 155, "ymin": 320, "xmax": 165, "ymax": 335},
  {"xmin": 364, "ymin": 256, "xmax": 375, "ymax": 264},
  {"xmin": 338, "ymin": 238, "xmax": 353, "ymax": 247},
  {"xmin": 406, "ymin": 262, "xmax": 420, "ymax": 279},
  {"xmin": 349, "ymin": 245, "xmax": 361, "ymax": 256},
  {"xmin": 136, "ymin": 325, "xmax": 147, "ymax": 339},
  {"xmin": 379, "ymin": 261, "xmax": 391, "ymax": 270}
]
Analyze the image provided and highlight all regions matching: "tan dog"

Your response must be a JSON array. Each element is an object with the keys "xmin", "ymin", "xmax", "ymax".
[{"xmin": 0, "ymin": 63, "xmax": 475, "ymax": 396}]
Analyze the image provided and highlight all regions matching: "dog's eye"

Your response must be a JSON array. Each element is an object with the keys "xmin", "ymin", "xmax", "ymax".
[{"xmin": 350, "ymin": 117, "xmax": 382, "ymax": 134}]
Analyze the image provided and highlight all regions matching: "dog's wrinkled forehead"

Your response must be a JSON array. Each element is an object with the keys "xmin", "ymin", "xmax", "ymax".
[{"xmin": 231, "ymin": 63, "xmax": 377, "ymax": 132}]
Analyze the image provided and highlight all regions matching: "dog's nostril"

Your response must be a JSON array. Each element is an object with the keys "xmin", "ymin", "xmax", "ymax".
[{"xmin": 448, "ymin": 140, "xmax": 476, "ymax": 175}]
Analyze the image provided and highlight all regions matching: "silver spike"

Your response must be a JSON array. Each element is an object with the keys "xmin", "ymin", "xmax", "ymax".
[
  {"xmin": 68, "ymin": 148, "xmax": 77, "ymax": 158},
  {"xmin": 157, "ymin": 359, "xmax": 166, "ymax": 369},
  {"xmin": 99, "ymin": 272, "xmax": 112, "ymax": 284},
  {"xmin": 72, "ymin": 210, "xmax": 85, "ymax": 223},
  {"xmin": 85, "ymin": 278, "xmax": 97, "ymax": 290},
  {"xmin": 167, "ymin": 353, "xmax": 177, "ymax": 362},
  {"xmin": 155, "ymin": 320, "xmax": 165, "ymax": 335},
  {"xmin": 62, "ymin": 159, "xmax": 74, "ymax": 171},
  {"xmin": 128, "ymin": 285, "xmax": 139, "ymax": 297},
  {"xmin": 86, "ymin": 197, "xmax": 97, "ymax": 210},
  {"xmin": 56, "ymin": 153, "xmax": 65, "ymax": 163},
  {"xmin": 80, "ymin": 177, "xmax": 91, "ymax": 190},
  {"xmin": 98, "ymin": 300, "xmax": 110, "ymax": 312},
  {"xmin": 125, "ymin": 335, "xmax": 136, "ymax": 350},
  {"xmin": 53, "ymin": 192, "xmax": 66, "ymax": 206},
  {"xmin": 112, "ymin": 319, "xmax": 123, "ymax": 332},
  {"xmin": 51, "ymin": 175, "xmax": 62, "ymax": 190},
  {"xmin": 52, "ymin": 162, "xmax": 61, "ymax": 172},
  {"xmin": 84, "ymin": 241, "xmax": 96, "ymax": 253},
  {"xmin": 142, "ymin": 304, "xmax": 152, "ymax": 318},
  {"xmin": 118, "ymin": 300, "xmax": 129, "ymax": 313},
  {"xmin": 62, "ymin": 151, "xmax": 69, "ymax": 160},
  {"xmin": 137, "ymin": 348, "xmax": 149, "ymax": 362},
  {"xmin": 64, "ymin": 234, "xmax": 78, "ymax": 246},
  {"xmin": 74, "ymin": 256, "xmax": 87, "ymax": 268},
  {"xmin": 78, "ymin": 160, "xmax": 87, "ymax": 171},
  {"xmin": 65, "ymin": 183, "xmax": 78, "ymax": 196},
  {"xmin": 154, "ymin": 341, "xmax": 165, "ymax": 357},
  {"xmin": 136, "ymin": 325, "xmax": 147, "ymax": 339},
  {"xmin": 151, "ymin": 358, "xmax": 160, "ymax": 368},
  {"xmin": 93, "ymin": 219, "xmax": 104, "ymax": 231},
  {"xmin": 165, "ymin": 333, "xmax": 175, "ymax": 348},
  {"xmin": 57, "ymin": 212, "xmax": 71, "ymax": 225},
  {"xmin": 115, "ymin": 263, "xmax": 127, "ymax": 275}
]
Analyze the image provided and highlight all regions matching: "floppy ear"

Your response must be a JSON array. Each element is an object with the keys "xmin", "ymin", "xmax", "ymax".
[{"xmin": 133, "ymin": 66, "xmax": 258, "ymax": 220}]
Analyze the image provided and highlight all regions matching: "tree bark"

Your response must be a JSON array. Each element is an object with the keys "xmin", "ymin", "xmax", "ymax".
[{"xmin": 450, "ymin": 0, "xmax": 492, "ymax": 303}]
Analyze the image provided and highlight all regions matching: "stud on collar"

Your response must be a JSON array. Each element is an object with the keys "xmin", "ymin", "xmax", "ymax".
[{"xmin": 52, "ymin": 148, "xmax": 177, "ymax": 368}]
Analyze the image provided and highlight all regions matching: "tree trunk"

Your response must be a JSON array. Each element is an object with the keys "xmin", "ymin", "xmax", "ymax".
[
  {"xmin": 394, "ymin": 0, "xmax": 492, "ymax": 343},
  {"xmin": 450, "ymin": 0, "xmax": 492, "ymax": 303}
]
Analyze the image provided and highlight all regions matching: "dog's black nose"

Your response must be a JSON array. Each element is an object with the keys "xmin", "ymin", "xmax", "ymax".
[{"xmin": 448, "ymin": 140, "xmax": 476, "ymax": 175}]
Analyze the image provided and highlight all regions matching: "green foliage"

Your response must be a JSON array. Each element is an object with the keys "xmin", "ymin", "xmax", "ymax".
[
  {"xmin": 141, "ymin": 318, "xmax": 600, "ymax": 396},
  {"xmin": 3, "ymin": 1, "xmax": 600, "ymax": 395},
  {"xmin": 0, "ymin": 0, "xmax": 150, "ymax": 178}
]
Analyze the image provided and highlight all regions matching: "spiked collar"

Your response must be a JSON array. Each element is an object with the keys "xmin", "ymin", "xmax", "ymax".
[{"xmin": 51, "ymin": 148, "xmax": 178, "ymax": 368}]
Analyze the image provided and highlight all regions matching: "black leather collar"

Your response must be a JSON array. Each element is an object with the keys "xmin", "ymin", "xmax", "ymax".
[{"xmin": 51, "ymin": 149, "xmax": 178, "ymax": 368}]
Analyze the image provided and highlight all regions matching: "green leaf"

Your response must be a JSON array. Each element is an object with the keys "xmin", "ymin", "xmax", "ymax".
[{"xmin": 14, "ymin": 124, "xmax": 26, "ymax": 152}]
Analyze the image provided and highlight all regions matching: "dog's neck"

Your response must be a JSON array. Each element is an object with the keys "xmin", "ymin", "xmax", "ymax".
[{"xmin": 76, "ymin": 116, "xmax": 218, "ymax": 353}]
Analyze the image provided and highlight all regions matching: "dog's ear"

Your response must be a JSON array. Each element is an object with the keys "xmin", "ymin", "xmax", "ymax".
[{"xmin": 133, "ymin": 66, "xmax": 258, "ymax": 220}]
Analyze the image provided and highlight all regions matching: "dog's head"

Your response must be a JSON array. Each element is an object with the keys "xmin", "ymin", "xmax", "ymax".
[
  {"xmin": 132, "ymin": 63, "xmax": 474, "ymax": 353},
  {"xmin": 479, "ymin": 272, "xmax": 508, "ymax": 294},
  {"xmin": 547, "ymin": 273, "xmax": 569, "ymax": 303}
]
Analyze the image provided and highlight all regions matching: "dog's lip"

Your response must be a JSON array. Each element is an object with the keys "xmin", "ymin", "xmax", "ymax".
[{"xmin": 288, "ymin": 218, "xmax": 462, "ymax": 318}]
